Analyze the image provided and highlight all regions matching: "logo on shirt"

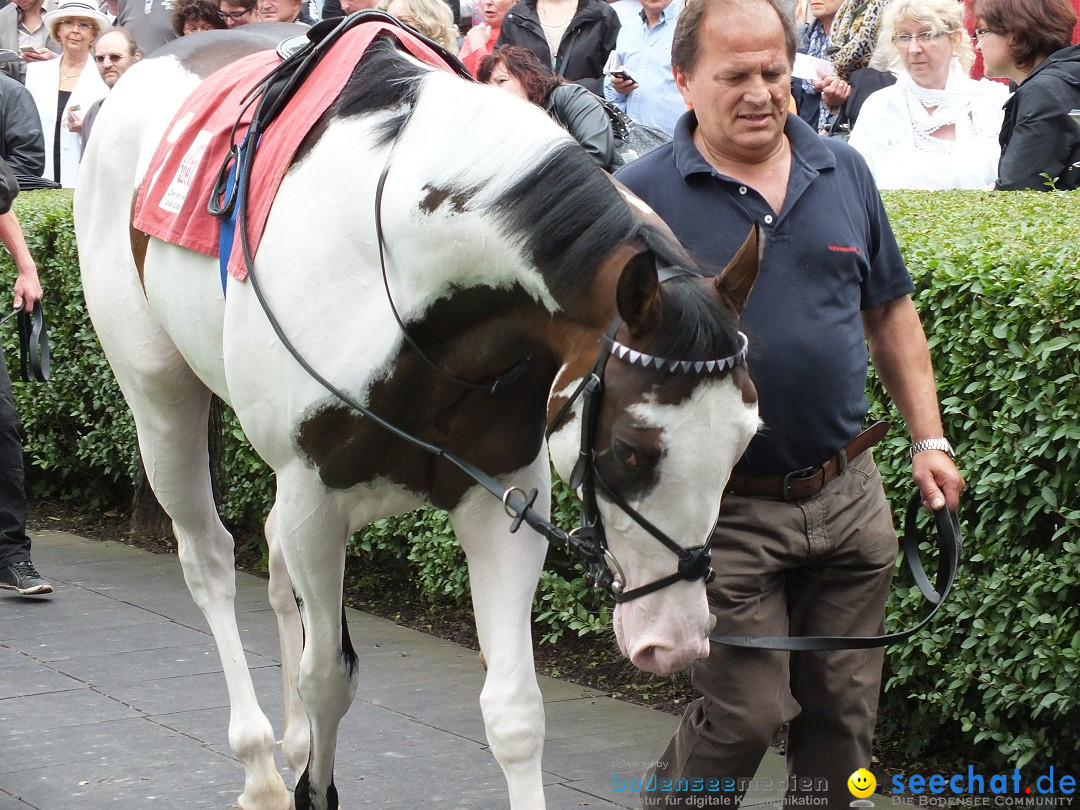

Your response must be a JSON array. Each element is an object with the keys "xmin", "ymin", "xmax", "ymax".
[{"xmin": 828, "ymin": 244, "xmax": 863, "ymax": 255}]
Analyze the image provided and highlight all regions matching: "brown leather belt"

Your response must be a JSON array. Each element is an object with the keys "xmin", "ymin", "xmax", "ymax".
[{"xmin": 726, "ymin": 421, "xmax": 890, "ymax": 501}]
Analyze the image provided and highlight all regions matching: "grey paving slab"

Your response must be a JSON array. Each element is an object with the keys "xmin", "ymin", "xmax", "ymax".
[
  {"xmin": 0, "ymin": 793, "xmax": 39, "ymax": 810},
  {"xmin": 2, "ymin": 530, "xmax": 909, "ymax": 809},
  {"xmin": 0, "ymin": 684, "xmax": 140, "ymax": 731},
  {"xmin": 0, "ymin": 653, "xmax": 85, "ymax": 699}
]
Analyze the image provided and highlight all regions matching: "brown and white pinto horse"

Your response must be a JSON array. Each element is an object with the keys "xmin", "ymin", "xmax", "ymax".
[{"xmin": 73, "ymin": 20, "xmax": 759, "ymax": 810}]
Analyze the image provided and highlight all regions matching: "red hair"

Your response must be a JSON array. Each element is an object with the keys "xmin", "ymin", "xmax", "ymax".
[{"xmin": 477, "ymin": 46, "xmax": 562, "ymax": 105}]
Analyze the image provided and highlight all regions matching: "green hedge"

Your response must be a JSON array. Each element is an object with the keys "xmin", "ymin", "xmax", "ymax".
[{"xmin": 5, "ymin": 189, "xmax": 1077, "ymax": 773}]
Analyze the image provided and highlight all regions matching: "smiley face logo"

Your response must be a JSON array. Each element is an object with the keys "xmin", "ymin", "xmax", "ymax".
[{"xmin": 848, "ymin": 769, "xmax": 876, "ymax": 798}]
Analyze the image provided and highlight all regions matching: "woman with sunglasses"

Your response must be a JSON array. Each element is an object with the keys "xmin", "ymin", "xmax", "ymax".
[
  {"xmin": 848, "ymin": 0, "xmax": 1007, "ymax": 189},
  {"xmin": 972, "ymin": 0, "xmax": 1080, "ymax": 190},
  {"xmin": 24, "ymin": 0, "xmax": 108, "ymax": 187}
]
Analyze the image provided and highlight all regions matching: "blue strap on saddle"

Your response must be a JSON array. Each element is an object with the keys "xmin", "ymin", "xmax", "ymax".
[
  {"xmin": 211, "ymin": 133, "xmax": 257, "ymax": 298},
  {"xmin": 217, "ymin": 159, "xmax": 238, "ymax": 298}
]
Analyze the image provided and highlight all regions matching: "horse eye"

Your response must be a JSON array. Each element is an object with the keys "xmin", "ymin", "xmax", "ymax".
[{"xmin": 613, "ymin": 438, "xmax": 638, "ymax": 468}]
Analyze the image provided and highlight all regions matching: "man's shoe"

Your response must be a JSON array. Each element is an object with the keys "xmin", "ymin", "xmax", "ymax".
[{"xmin": 0, "ymin": 560, "xmax": 53, "ymax": 595}]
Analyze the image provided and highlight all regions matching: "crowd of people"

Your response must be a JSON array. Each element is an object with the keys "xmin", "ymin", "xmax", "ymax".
[{"xmin": 0, "ymin": 5, "xmax": 1076, "ymax": 810}]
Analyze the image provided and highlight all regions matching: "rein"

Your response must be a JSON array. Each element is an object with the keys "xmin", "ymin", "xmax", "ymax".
[
  {"xmin": 216, "ymin": 14, "xmax": 740, "ymax": 600},
  {"xmin": 711, "ymin": 495, "xmax": 962, "ymax": 650},
  {"xmin": 213, "ymin": 15, "xmax": 958, "ymax": 651}
]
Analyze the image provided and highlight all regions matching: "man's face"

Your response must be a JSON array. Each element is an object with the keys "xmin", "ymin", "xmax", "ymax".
[
  {"xmin": 673, "ymin": 2, "xmax": 791, "ymax": 164},
  {"xmin": 218, "ymin": 0, "xmax": 254, "ymax": 26},
  {"xmin": 13, "ymin": 0, "xmax": 43, "ymax": 14},
  {"xmin": 93, "ymin": 31, "xmax": 140, "ymax": 87},
  {"xmin": 256, "ymin": 0, "xmax": 300, "ymax": 21}
]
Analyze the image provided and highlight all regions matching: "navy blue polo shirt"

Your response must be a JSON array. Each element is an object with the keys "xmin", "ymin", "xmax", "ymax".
[{"xmin": 616, "ymin": 113, "xmax": 913, "ymax": 477}]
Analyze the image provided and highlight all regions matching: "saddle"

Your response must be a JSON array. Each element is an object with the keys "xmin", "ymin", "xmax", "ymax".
[{"xmin": 132, "ymin": 12, "xmax": 471, "ymax": 287}]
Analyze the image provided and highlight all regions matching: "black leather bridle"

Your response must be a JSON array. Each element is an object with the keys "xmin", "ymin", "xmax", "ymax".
[
  {"xmin": 209, "ymin": 14, "xmax": 754, "ymax": 604},
  {"xmin": 547, "ymin": 318, "xmax": 751, "ymax": 602}
]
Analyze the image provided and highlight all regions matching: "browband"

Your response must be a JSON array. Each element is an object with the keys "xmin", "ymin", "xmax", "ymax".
[{"xmin": 608, "ymin": 331, "xmax": 748, "ymax": 374}]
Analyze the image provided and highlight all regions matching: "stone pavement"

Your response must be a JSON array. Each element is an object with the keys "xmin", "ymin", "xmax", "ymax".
[{"xmin": 1, "ymin": 531, "xmax": 900, "ymax": 809}]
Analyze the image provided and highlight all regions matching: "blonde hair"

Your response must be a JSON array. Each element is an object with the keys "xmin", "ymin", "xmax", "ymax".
[
  {"xmin": 880, "ymin": 0, "xmax": 975, "ymax": 73},
  {"xmin": 377, "ymin": 0, "xmax": 459, "ymax": 52}
]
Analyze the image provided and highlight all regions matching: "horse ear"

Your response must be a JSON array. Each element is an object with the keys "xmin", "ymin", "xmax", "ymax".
[
  {"xmin": 616, "ymin": 250, "xmax": 662, "ymax": 338},
  {"xmin": 714, "ymin": 225, "xmax": 761, "ymax": 315}
]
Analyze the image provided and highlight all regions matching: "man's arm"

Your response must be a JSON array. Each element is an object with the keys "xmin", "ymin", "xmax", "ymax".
[
  {"xmin": 0, "ymin": 209, "xmax": 42, "ymax": 312},
  {"xmin": 863, "ymin": 295, "xmax": 964, "ymax": 512}
]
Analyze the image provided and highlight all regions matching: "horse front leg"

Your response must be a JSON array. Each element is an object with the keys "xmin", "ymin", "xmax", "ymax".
[
  {"xmin": 273, "ymin": 473, "xmax": 356, "ymax": 810},
  {"xmin": 265, "ymin": 503, "xmax": 310, "ymax": 779},
  {"xmin": 451, "ymin": 452, "xmax": 552, "ymax": 810}
]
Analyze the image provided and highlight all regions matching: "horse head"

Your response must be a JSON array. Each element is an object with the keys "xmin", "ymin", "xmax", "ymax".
[{"xmin": 548, "ymin": 221, "xmax": 760, "ymax": 676}]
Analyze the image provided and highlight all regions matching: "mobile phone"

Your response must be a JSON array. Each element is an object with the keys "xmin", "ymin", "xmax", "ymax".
[
  {"xmin": 20, "ymin": 45, "xmax": 38, "ymax": 53},
  {"xmin": 611, "ymin": 70, "xmax": 635, "ymax": 83},
  {"xmin": 69, "ymin": 104, "xmax": 81, "ymax": 112}
]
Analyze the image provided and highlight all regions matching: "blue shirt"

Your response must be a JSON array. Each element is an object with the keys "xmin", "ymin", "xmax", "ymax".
[
  {"xmin": 603, "ymin": 0, "xmax": 685, "ymax": 136},
  {"xmin": 615, "ymin": 112, "xmax": 914, "ymax": 476}
]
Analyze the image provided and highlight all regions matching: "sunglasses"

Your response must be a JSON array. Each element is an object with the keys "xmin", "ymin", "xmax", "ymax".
[
  {"xmin": 93, "ymin": 52, "xmax": 129, "ymax": 63},
  {"xmin": 217, "ymin": 8, "xmax": 250, "ymax": 18}
]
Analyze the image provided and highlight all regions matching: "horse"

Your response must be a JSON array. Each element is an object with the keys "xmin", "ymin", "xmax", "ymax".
[{"xmin": 73, "ymin": 18, "xmax": 760, "ymax": 810}]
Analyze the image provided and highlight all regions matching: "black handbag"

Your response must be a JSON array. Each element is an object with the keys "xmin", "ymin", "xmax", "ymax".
[{"xmin": 597, "ymin": 97, "xmax": 672, "ymax": 167}]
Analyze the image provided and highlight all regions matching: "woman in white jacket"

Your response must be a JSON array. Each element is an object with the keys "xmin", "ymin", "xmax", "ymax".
[
  {"xmin": 25, "ymin": 0, "xmax": 108, "ymax": 188},
  {"xmin": 849, "ymin": 0, "xmax": 1008, "ymax": 190}
]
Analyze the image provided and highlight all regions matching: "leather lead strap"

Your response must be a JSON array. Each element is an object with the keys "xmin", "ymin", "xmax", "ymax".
[{"xmin": 710, "ymin": 494, "xmax": 962, "ymax": 650}]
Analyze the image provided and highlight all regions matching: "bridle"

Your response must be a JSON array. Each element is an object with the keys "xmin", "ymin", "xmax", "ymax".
[
  {"xmin": 202, "ymin": 12, "xmax": 756, "ymax": 605},
  {"xmin": 207, "ymin": 21, "xmax": 752, "ymax": 604},
  {"xmin": 547, "ymin": 317, "xmax": 750, "ymax": 602}
]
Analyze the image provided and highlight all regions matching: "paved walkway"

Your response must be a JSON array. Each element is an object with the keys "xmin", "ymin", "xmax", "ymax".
[{"xmin": 2, "ymin": 531, "xmax": 898, "ymax": 809}]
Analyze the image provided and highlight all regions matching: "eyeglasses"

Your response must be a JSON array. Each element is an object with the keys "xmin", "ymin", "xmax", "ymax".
[
  {"xmin": 973, "ymin": 27, "xmax": 992, "ymax": 40},
  {"xmin": 893, "ymin": 30, "xmax": 947, "ymax": 45},
  {"xmin": 58, "ymin": 19, "xmax": 96, "ymax": 30},
  {"xmin": 217, "ymin": 8, "xmax": 250, "ymax": 19},
  {"xmin": 93, "ymin": 52, "xmax": 128, "ymax": 63}
]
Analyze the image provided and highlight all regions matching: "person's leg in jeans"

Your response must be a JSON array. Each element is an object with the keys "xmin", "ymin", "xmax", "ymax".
[
  {"xmin": 0, "ymin": 353, "xmax": 29, "ymax": 568},
  {"xmin": 0, "ymin": 351, "xmax": 49, "ymax": 595}
]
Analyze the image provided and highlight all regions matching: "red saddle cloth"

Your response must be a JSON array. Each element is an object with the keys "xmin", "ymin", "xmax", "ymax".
[{"xmin": 132, "ymin": 22, "xmax": 455, "ymax": 281}]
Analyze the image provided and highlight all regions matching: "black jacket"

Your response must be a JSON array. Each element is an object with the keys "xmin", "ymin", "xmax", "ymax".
[
  {"xmin": 997, "ymin": 44, "xmax": 1080, "ymax": 191},
  {"xmin": 495, "ymin": 0, "xmax": 620, "ymax": 95},
  {"xmin": 0, "ymin": 72, "xmax": 46, "ymax": 185},
  {"xmin": 544, "ymin": 83, "xmax": 615, "ymax": 169}
]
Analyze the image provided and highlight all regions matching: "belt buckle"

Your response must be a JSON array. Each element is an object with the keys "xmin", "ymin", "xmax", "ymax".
[{"xmin": 781, "ymin": 464, "xmax": 824, "ymax": 501}]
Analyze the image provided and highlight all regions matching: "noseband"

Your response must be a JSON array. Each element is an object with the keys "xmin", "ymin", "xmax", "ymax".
[{"xmin": 549, "ymin": 318, "xmax": 749, "ymax": 603}]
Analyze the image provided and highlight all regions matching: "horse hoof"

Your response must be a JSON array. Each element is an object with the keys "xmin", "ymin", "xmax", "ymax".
[{"xmin": 236, "ymin": 793, "xmax": 294, "ymax": 810}]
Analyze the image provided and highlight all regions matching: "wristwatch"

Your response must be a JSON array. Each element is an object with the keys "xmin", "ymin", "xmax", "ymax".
[{"xmin": 910, "ymin": 438, "xmax": 955, "ymax": 460}]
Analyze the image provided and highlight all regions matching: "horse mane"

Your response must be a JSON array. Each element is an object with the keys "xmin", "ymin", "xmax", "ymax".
[
  {"xmin": 334, "ymin": 35, "xmax": 432, "ymax": 145},
  {"xmin": 321, "ymin": 35, "xmax": 741, "ymax": 363}
]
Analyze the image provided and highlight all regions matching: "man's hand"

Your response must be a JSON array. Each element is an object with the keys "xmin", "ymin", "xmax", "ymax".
[
  {"xmin": 912, "ymin": 450, "xmax": 964, "ymax": 512},
  {"xmin": 610, "ymin": 74, "xmax": 638, "ymax": 95},
  {"xmin": 21, "ymin": 48, "xmax": 55, "ymax": 62}
]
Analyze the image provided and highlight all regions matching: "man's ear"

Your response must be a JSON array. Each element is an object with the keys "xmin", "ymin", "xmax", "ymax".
[{"xmin": 673, "ymin": 65, "xmax": 693, "ymax": 109}]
